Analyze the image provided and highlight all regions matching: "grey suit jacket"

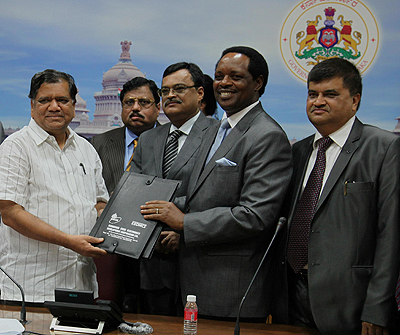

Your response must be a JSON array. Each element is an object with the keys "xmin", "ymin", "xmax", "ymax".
[
  {"xmin": 131, "ymin": 112, "xmax": 217, "ymax": 291},
  {"xmin": 273, "ymin": 118, "xmax": 400, "ymax": 334},
  {"xmin": 90, "ymin": 126, "xmax": 126, "ymax": 194},
  {"xmin": 181, "ymin": 103, "xmax": 292, "ymax": 318}
]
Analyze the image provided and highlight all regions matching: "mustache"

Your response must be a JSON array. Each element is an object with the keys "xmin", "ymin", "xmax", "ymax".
[
  {"xmin": 129, "ymin": 111, "xmax": 145, "ymax": 119},
  {"xmin": 164, "ymin": 98, "xmax": 182, "ymax": 106}
]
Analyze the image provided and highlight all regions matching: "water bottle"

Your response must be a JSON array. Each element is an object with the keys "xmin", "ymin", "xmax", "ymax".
[{"xmin": 183, "ymin": 294, "xmax": 198, "ymax": 334}]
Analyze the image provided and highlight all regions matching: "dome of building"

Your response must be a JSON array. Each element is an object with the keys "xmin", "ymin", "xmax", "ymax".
[
  {"xmin": 73, "ymin": 40, "xmax": 167, "ymax": 138},
  {"xmin": 70, "ymin": 92, "xmax": 90, "ymax": 131},
  {"xmin": 75, "ymin": 92, "xmax": 89, "ymax": 111},
  {"xmin": 101, "ymin": 40, "xmax": 145, "ymax": 90}
]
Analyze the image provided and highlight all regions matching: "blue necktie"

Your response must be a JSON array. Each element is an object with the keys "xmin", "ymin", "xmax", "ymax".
[{"xmin": 206, "ymin": 119, "xmax": 231, "ymax": 165}]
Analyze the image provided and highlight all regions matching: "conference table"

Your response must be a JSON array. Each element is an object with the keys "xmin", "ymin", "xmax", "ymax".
[{"xmin": 0, "ymin": 305, "xmax": 321, "ymax": 334}]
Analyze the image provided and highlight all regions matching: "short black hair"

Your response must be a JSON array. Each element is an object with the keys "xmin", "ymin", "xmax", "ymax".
[
  {"xmin": 217, "ymin": 46, "xmax": 269, "ymax": 96},
  {"xmin": 120, "ymin": 76, "xmax": 160, "ymax": 104},
  {"xmin": 162, "ymin": 62, "xmax": 204, "ymax": 88},
  {"xmin": 308, "ymin": 58, "xmax": 362, "ymax": 110},
  {"xmin": 29, "ymin": 69, "xmax": 77, "ymax": 103},
  {"xmin": 201, "ymin": 74, "xmax": 217, "ymax": 117}
]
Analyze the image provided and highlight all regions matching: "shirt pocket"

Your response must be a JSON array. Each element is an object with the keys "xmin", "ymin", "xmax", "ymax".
[{"xmin": 76, "ymin": 163, "xmax": 97, "ymax": 203}]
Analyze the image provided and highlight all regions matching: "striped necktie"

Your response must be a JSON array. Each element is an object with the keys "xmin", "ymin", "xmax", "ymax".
[
  {"xmin": 125, "ymin": 139, "xmax": 138, "ymax": 172},
  {"xmin": 163, "ymin": 130, "xmax": 183, "ymax": 178}
]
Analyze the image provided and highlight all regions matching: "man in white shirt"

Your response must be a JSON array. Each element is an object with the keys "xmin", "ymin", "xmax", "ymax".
[{"xmin": 0, "ymin": 69, "xmax": 109, "ymax": 303}]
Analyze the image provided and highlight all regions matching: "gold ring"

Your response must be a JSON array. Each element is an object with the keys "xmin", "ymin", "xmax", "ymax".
[{"xmin": 156, "ymin": 208, "xmax": 159, "ymax": 214}]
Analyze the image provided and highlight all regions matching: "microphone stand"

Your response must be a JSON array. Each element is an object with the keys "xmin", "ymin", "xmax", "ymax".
[
  {"xmin": 0, "ymin": 265, "xmax": 30, "ymax": 325},
  {"xmin": 234, "ymin": 217, "xmax": 286, "ymax": 335}
]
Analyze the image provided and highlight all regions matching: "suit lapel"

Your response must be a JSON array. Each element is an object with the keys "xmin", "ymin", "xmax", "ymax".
[
  {"xmin": 287, "ymin": 136, "xmax": 314, "ymax": 226},
  {"xmin": 108, "ymin": 127, "xmax": 125, "ymax": 172},
  {"xmin": 186, "ymin": 121, "xmax": 219, "ymax": 199},
  {"xmin": 188, "ymin": 105, "xmax": 262, "ymax": 200},
  {"xmin": 153, "ymin": 124, "xmax": 171, "ymax": 177},
  {"xmin": 315, "ymin": 118, "xmax": 362, "ymax": 212},
  {"xmin": 167, "ymin": 113, "xmax": 208, "ymax": 179}
]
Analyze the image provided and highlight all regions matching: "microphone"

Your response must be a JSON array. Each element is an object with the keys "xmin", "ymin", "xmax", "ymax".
[
  {"xmin": 0, "ymin": 265, "xmax": 30, "ymax": 325},
  {"xmin": 234, "ymin": 217, "xmax": 287, "ymax": 335}
]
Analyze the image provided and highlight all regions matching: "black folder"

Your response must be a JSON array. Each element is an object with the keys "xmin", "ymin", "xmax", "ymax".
[{"xmin": 90, "ymin": 172, "xmax": 181, "ymax": 259}]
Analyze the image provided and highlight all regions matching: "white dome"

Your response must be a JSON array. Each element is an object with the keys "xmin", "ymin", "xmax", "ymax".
[
  {"xmin": 75, "ymin": 92, "xmax": 87, "ymax": 109},
  {"xmin": 102, "ymin": 40, "xmax": 145, "ymax": 90}
]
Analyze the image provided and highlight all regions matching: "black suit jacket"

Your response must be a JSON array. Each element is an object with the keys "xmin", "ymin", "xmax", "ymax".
[
  {"xmin": 90, "ymin": 123, "xmax": 161, "ymax": 193},
  {"xmin": 273, "ymin": 118, "xmax": 400, "ymax": 334},
  {"xmin": 90, "ymin": 127, "xmax": 126, "ymax": 193}
]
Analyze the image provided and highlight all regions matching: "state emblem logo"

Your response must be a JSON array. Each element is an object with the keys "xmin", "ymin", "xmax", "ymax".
[{"xmin": 280, "ymin": 0, "xmax": 379, "ymax": 82}]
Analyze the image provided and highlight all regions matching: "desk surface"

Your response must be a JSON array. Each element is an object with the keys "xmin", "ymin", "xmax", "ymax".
[{"xmin": 0, "ymin": 305, "xmax": 321, "ymax": 335}]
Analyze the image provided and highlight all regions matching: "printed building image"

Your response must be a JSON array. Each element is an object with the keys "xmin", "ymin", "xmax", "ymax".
[{"xmin": 72, "ymin": 40, "xmax": 168, "ymax": 138}]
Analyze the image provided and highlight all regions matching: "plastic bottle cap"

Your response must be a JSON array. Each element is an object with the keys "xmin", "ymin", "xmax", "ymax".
[{"xmin": 187, "ymin": 295, "xmax": 196, "ymax": 302}]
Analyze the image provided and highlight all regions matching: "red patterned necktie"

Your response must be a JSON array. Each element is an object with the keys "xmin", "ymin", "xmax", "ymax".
[{"xmin": 287, "ymin": 136, "xmax": 333, "ymax": 273}]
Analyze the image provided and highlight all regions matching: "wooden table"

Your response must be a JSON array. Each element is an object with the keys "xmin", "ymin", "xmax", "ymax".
[{"xmin": 0, "ymin": 305, "xmax": 321, "ymax": 334}]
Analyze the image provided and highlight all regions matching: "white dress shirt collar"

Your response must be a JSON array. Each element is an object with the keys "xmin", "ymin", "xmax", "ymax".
[
  {"xmin": 303, "ymin": 116, "xmax": 356, "ymax": 192},
  {"xmin": 169, "ymin": 111, "xmax": 200, "ymax": 135},
  {"xmin": 125, "ymin": 127, "xmax": 138, "ymax": 147},
  {"xmin": 28, "ymin": 118, "xmax": 75, "ymax": 149},
  {"xmin": 221, "ymin": 101, "xmax": 260, "ymax": 129},
  {"xmin": 312, "ymin": 115, "xmax": 355, "ymax": 150}
]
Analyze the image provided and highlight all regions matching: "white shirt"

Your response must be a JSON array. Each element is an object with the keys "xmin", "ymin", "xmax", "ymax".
[
  {"xmin": 302, "ymin": 116, "xmax": 356, "ymax": 193},
  {"xmin": 169, "ymin": 111, "xmax": 200, "ymax": 152},
  {"xmin": 0, "ymin": 118, "xmax": 109, "ymax": 302}
]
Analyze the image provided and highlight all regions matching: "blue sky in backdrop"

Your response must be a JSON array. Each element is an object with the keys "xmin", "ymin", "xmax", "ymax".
[{"xmin": 0, "ymin": 0, "xmax": 399, "ymax": 140}]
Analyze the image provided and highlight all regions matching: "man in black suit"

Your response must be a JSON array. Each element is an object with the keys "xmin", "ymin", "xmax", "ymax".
[
  {"xmin": 273, "ymin": 58, "xmax": 400, "ymax": 334},
  {"xmin": 131, "ymin": 62, "xmax": 217, "ymax": 315},
  {"xmin": 91, "ymin": 77, "xmax": 160, "ymax": 193},
  {"xmin": 90, "ymin": 76, "xmax": 160, "ymax": 311}
]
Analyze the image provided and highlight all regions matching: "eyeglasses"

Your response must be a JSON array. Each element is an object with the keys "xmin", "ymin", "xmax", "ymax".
[
  {"xmin": 158, "ymin": 85, "xmax": 197, "ymax": 97},
  {"xmin": 122, "ymin": 98, "xmax": 155, "ymax": 109},
  {"xmin": 36, "ymin": 97, "xmax": 72, "ymax": 106}
]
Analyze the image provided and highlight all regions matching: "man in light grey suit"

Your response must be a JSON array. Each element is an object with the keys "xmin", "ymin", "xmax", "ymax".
[
  {"xmin": 132, "ymin": 62, "xmax": 217, "ymax": 315},
  {"xmin": 90, "ymin": 77, "xmax": 160, "ymax": 311},
  {"xmin": 141, "ymin": 46, "xmax": 292, "ymax": 320},
  {"xmin": 273, "ymin": 58, "xmax": 400, "ymax": 334}
]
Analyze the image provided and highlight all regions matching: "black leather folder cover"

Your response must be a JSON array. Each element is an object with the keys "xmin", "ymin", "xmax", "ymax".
[{"xmin": 90, "ymin": 172, "xmax": 180, "ymax": 259}]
